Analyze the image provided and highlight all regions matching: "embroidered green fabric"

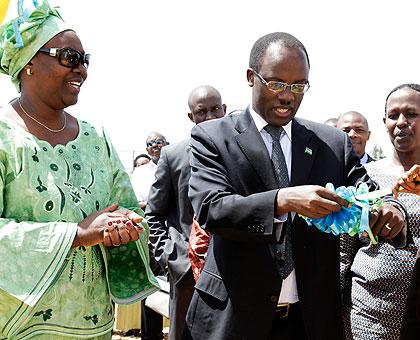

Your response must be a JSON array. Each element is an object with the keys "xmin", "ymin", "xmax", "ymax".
[{"xmin": 0, "ymin": 105, "xmax": 159, "ymax": 339}]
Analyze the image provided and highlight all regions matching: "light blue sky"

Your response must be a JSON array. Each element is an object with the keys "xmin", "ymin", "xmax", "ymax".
[{"xmin": 1, "ymin": 0, "xmax": 419, "ymax": 169}]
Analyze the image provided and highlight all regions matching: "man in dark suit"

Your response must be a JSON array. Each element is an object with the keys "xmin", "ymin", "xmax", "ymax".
[
  {"xmin": 146, "ymin": 85, "xmax": 226, "ymax": 340},
  {"xmin": 185, "ymin": 32, "xmax": 406, "ymax": 340},
  {"xmin": 336, "ymin": 111, "xmax": 375, "ymax": 164}
]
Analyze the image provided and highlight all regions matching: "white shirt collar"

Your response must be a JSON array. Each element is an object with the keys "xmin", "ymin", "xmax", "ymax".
[
  {"xmin": 360, "ymin": 153, "xmax": 368, "ymax": 165},
  {"xmin": 249, "ymin": 106, "xmax": 292, "ymax": 141}
]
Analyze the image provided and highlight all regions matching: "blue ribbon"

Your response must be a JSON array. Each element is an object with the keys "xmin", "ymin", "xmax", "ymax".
[
  {"xmin": 302, "ymin": 183, "xmax": 381, "ymax": 244},
  {"xmin": 12, "ymin": 0, "xmax": 42, "ymax": 48}
]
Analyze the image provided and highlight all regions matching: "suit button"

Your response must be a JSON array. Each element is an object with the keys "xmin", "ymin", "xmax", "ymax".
[{"xmin": 270, "ymin": 295, "xmax": 277, "ymax": 303}]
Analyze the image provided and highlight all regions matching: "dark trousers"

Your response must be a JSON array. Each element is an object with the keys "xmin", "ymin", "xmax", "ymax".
[
  {"xmin": 169, "ymin": 270, "xmax": 195, "ymax": 340},
  {"xmin": 141, "ymin": 300, "xmax": 163, "ymax": 340},
  {"xmin": 268, "ymin": 303, "xmax": 308, "ymax": 340}
]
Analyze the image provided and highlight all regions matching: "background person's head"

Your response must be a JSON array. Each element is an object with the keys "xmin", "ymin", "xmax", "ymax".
[
  {"xmin": 146, "ymin": 132, "xmax": 168, "ymax": 164},
  {"xmin": 337, "ymin": 111, "xmax": 371, "ymax": 158},
  {"xmin": 384, "ymin": 84, "xmax": 420, "ymax": 163},
  {"xmin": 188, "ymin": 85, "xmax": 226, "ymax": 124},
  {"xmin": 324, "ymin": 117, "xmax": 338, "ymax": 127},
  {"xmin": 247, "ymin": 32, "xmax": 310, "ymax": 127},
  {"xmin": 133, "ymin": 153, "xmax": 151, "ymax": 170}
]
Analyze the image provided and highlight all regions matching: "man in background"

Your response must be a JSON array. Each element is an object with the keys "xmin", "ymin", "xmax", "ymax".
[
  {"xmin": 131, "ymin": 132, "xmax": 168, "ymax": 209},
  {"xmin": 337, "ymin": 111, "xmax": 374, "ymax": 164},
  {"xmin": 132, "ymin": 153, "xmax": 151, "ymax": 172},
  {"xmin": 130, "ymin": 132, "xmax": 168, "ymax": 340},
  {"xmin": 146, "ymin": 85, "xmax": 226, "ymax": 340}
]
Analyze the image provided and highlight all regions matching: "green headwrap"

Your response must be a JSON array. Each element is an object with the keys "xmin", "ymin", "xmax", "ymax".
[{"xmin": 0, "ymin": 1, "xmax": 70, "ymax": 92}]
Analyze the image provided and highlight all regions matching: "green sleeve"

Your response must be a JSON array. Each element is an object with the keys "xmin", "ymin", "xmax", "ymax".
[{"xmin": 100, "ymin": 130, "xmax": 159, "ymax": 304}]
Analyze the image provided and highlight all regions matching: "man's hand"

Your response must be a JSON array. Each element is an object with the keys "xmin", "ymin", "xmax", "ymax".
[
  {"xmin": 369, "ymin": 204, "xmax": 406, "ymax": 240},
  {"xmin": 275, "ymin": 185, "xmax": 351, "ymax": 219},
  {"xmin": 392, "ymin": 164, "xmax": 420, "ymax": 198}
]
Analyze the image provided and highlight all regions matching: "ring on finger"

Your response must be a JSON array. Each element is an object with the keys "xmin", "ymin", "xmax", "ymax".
[{"xmin": 384, "ymin": 224, "xmax": 392, "ymax": 231}]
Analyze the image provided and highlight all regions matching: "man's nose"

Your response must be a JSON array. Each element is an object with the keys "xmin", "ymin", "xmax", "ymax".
[
  {"xmin": 396, "ymin": 113, "xmax": 408, "ymax": 127},
  {"xmin": 348, "ymin": 129, "xmax": 357, "ymax": 138},
  {"xmin": 276, "ymin": 87, "xmax": 294, "ymax": 103},
  {"xmin": 205, "ymin": 112, "xmax": 218, "ymax": 120}
]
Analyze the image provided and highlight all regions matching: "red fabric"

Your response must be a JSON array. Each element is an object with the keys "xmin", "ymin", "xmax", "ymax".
[{"xmin": 188, "ymin": 218, "xmax": 210, "ymax": 281}]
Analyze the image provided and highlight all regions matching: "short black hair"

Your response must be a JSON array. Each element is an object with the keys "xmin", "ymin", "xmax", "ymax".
[
  {"xmin": 133, "ymin": 153, "xmax": 151, "ymax": 168},
  {"xmin": 135, "ymin": 153, "xmax": 151, "ymax": 161},
  {"xmin": 385, "ymin": 83, "xmax": 420, "ymax": 113},
  {"xmin": 338, "ymin": 111, "xmax": 369, "ymax": 130},
  {"xmin": 249, "ymin": 32, "xmax": 310, "ymax": 73}
]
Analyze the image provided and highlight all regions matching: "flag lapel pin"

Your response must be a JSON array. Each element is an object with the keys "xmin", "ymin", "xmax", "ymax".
[{"xmin": 304, "ymin": 147, "xmax": 312, "ymax": 155}]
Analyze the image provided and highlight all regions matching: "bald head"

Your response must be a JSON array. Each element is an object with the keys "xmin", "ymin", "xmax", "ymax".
[
  {"xmin": 188, "ymin": 85, "xmax": 226, "ymax": 124},
  {"xmin": 337, "ymin": 111, "xmax": 371, "ymax": 158},
  {"xmin": 338, "ymin": 111, "xmax": 369, "ymax": 129}
]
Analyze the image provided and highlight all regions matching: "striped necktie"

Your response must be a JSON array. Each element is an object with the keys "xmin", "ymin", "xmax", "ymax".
[{"xmin": 264, "ymin": 125, "xmax": 294, "ymax": 279}]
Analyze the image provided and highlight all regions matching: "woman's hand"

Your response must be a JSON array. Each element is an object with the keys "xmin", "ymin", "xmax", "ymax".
[
  {"xmin": 369, "ymin": 204, "xmax": 406, "ymax": 240},
  {"xmin": 392, "ymin": 164, "xmax": 420, "ymax": 198},
  {"xmin": 72, "ymin": 204, "xmax": 144, "ymax": 248},
  {"xmin": 104, "ymin": 209, "xmax": 144, "ymax": 247},
  {"xmin": 103, "ymin": 208, "xmax": 144, "ymax": 247}
]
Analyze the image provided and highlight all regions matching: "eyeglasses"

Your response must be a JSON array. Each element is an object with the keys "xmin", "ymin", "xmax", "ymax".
[
  {"xmin": 146, "ymin": 138, "xmax": 166, "ymax": 148},
  {"xmin": 252, "ymin": 69, "xmax": 309, "ymax": 94},
  {"xmin": 38, "ymin": 47, "xmax": 91, "ymax": 69}
]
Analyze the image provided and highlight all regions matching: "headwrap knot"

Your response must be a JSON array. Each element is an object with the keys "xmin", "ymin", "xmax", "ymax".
[{"xmin": 0, "ymin": 0, "xmax": 69, "ymax": 91}]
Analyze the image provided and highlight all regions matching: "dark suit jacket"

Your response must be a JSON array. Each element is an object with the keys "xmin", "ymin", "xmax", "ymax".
[
  {"xmin": 186, "ymin": 109, "xmax": 375, "ymax": 340},
  {"xmin": 146, "ymin": 139, "xmax": 193, "ymax": 285}
]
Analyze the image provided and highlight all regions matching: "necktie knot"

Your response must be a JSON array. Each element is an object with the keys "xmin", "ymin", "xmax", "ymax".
[{"xmin": 264, "ymin": 125, "xmax": 284, "ymax": 141}]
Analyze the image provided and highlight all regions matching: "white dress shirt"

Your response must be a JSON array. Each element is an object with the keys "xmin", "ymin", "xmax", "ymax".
[
  {"xmin": 130, "ymin": 161, "xmax": 157, "ymax": 202},
  {"xmin": 359, "ymin": 153, "xmax": 369, "ymax": 165},
  {"xmin": 249, "ymin": 107, "xmax": 299, "ymax": 304}
]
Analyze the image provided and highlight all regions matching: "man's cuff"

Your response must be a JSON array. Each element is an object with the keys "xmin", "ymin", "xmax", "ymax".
[{"xmin": 274, "ymin": 213, "xmax": 288, "ymax": 223}]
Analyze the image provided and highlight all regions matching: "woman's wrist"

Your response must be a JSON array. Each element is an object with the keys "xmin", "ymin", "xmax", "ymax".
[{"xmin": 71, "ymin": 226, "xmax": 81, "ymax": 248}]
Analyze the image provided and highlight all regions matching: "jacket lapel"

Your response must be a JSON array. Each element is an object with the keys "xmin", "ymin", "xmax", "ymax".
[
  {"xmin": 235, "ymin": 109, "xmax": 278, "ymax": 190},
  {"xmin": 290, "ymin": 119, "xmax": 318, "ymax": 186}
]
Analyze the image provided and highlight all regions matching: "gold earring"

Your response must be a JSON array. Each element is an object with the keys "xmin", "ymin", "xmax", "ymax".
[{"xmin": 26, "ymin": 68, "xmax": 32, "ymax": 76}]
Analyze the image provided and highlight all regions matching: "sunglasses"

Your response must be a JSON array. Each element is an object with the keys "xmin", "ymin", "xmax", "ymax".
[
  {"xmin": 38, "ymin": 47, "xmax": 91, "ymax": 69},
  {"xmin": 146, "ymin": 139, "xmax": 166, "ymax": 148}
]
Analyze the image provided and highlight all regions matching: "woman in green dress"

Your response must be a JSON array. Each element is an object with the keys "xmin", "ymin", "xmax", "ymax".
[{"xmin": 0, "ymin": 1, "xmax": 158, "ymax": 339}]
